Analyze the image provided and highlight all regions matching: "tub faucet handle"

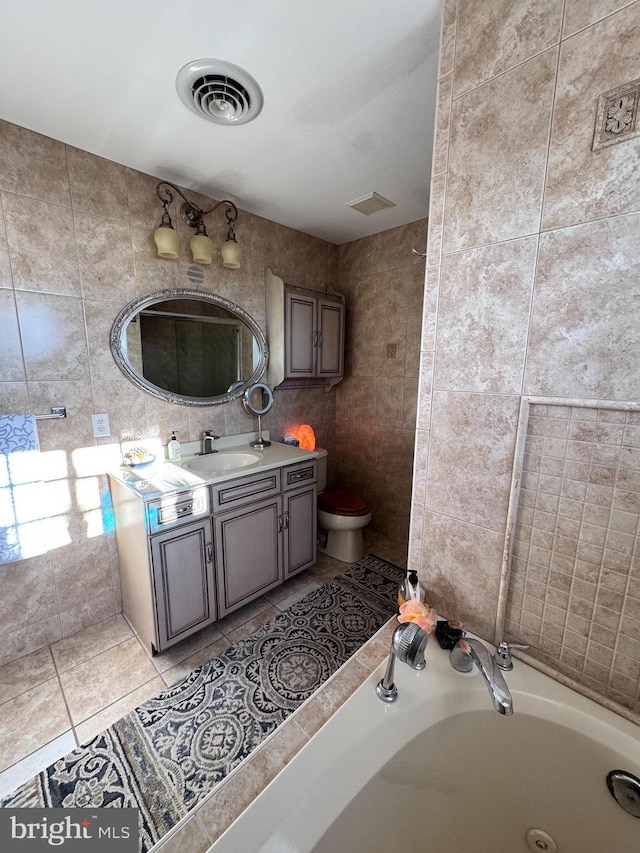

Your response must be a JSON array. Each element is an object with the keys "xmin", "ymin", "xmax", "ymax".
[{"xmin": 494, "ymin": 640, "xmax": 529, "ymax": 671}]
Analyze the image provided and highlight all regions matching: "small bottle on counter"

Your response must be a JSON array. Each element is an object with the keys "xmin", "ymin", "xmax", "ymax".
[{"xmin": 168, "ymin": 431, "xmax": 181, "ymax": 462}]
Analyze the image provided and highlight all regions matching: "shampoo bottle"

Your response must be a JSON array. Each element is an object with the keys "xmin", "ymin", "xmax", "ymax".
[{"xmin": 168, "ymin": 431, "xmax": 181, "ymax": 462}]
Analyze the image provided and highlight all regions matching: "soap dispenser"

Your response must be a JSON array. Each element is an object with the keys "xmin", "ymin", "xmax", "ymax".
[
  {"xmin": 168, "ymin": 431, "xmax": 181, "ymax": 462},
  {"xmin": 398, "ymin": 570, "xmax": 423, "ymax": 607}
]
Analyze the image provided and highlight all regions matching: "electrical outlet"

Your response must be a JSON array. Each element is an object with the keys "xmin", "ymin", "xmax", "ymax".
[{"xmin": 92, "ymin": 413, "xmax": 110, "ymax": 437}]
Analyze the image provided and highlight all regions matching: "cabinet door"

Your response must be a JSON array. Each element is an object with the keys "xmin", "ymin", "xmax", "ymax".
[
  {"xmin": 317, "ymin": 299, "xmax": 344, "ymax": 378},
  {"xmin": 215, "ymin": 495, "xmax": 283, "ymax": 617},
  {"xmin": 283, "ymin": 484, "xmax": 317, "ymax": 578},
  {"xmin": 285, "ymin": 290, "xmax": 317, "ymax": 378},
  {"xmin": 150, "ymin": 518, "xmax": 215, "ymax": 652}
]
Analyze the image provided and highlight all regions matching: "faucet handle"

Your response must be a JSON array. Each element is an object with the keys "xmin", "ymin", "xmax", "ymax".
[
  {"xmin": 203, "ymin": 431, "xmax": 221, "ymax": 439},
  {"xmin": 494, "ymin": 640, "xmax": 529, "ymax": 671}
]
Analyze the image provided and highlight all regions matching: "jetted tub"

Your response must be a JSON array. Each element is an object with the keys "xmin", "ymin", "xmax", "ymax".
[{"xmin": 209, "ymin": 633, "xmax": 640, "ymax": 853}]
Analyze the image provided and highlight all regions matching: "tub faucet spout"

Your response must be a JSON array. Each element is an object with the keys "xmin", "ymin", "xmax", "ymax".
[
  {"xmin": 376, "ymin": 623, "xmax": 428, "ymax": 703},
  {"xmin": 452, "ymin": 637, "xmax": 513, "ymax": 715}
]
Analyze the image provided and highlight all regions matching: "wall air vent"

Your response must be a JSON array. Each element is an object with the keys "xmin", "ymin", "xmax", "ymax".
[
  {"xmin": 346, "ymin": 191, "xmax": 396, "ymax": 215},
  {"xmin": 176, "ymin": 59, "xmax": 264, "ymax": 126}
]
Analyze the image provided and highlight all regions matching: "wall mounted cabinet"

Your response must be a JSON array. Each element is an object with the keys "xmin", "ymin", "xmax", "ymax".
[{"xmin": 266, "ymin": 267, "xmax": 345, "ymax": 391}]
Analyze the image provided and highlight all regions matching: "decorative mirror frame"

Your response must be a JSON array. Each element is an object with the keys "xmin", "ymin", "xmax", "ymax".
[{"xmin": 110, "ymin": 288, "xmax": 269, "ymax": 407}]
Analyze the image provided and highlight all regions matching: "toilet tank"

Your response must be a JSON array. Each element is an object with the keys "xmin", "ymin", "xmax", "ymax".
[{"xmin": 315, "ymin": 448, "xmax": 328, "ymax": 492}]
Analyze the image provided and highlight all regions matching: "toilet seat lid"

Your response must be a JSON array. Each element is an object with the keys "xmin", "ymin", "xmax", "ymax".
[{"xmin": 318, "ymin": 488, "xmax": 370, "ymax": 516}]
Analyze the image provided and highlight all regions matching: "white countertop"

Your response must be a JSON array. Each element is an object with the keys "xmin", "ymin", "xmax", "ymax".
[{"xmin": 108, "ymin": 433, "xmax": 319, "ymax": 499}]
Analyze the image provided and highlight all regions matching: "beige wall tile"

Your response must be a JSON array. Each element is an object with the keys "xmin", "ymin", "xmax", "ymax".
[
  {"xmin": 435, "ymin": 236, "xmax": 537, "ymax": 393},
  {"xmin": 26, "ymin": 379, "xmax": 95, "ymax": 451},
  {"xmin": 0, "ymin": 198, "xmax": 11, "ymax": 286},
  {"xmin": 444, "ymin": 48, "xmax": 557, "ymax": 252},
  {"xmin": 524, "ymin": 213, "xmax": 640, "ymax": 399},
  {"xmin": 75, "ymin": 214, "xmax": 135, "ymax": 300},
  {"xmin": 0, "ymin": 554, "xmax": 58, "ymax": 638},
  {"xmin": 0, "ymin": 289, "xmax": 26, "ymax": 382},
  {"xmin": 439, "ymin": 0, "xmax": 458, "ymax": 79},
  {"xmin": 420, "ymin": 511, "xmax": 504, "ymax": 638},
  {"xmin": 4, "ymin": 194, "xmax": 80, "ymax": 296},
  {"xmin": 563, "ymin": 0, "xmax": 637, "ymax": 37},
  {"xmin": 58, "ymin": 591, "xmax": 118, "ymax": 638},
  {"xmin": 426, "ymin": 391, "xmax": 520, "ymax": 531},
  {"xmin": 426, "ymin": 173, "xmax": 446, "ymax": 266},
  {"xmin": 67, "ymin": 147, "xmax": 129, "ymax": 222},
  {"xmin": 454, "ymin": 0, "xmax": 563, "ymax": 97},
  {"xmin": 543, "ymin": 5, "xmax": 640, "ymax": 230},
  {"xmin": 432, "ymin": 72, "xmax": 453, "ymax": 176},
  {"xmin": 0, "ymin": 120, "xmax": 70, "ymax": 206}
]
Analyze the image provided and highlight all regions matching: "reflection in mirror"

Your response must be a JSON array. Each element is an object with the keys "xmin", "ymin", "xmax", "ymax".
[{"xmin": 110, "ymin": 290, "xmax": 269, "ymax": 406}]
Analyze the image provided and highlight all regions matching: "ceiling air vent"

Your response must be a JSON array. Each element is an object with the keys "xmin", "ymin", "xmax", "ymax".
[{"xmin": 176, "ymin": 59, "xmax": 264, "ymax": 126}]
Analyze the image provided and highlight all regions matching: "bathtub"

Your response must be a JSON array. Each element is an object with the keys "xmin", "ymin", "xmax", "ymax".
[{"xmin": 209, "ymin": 632, "xmax": 640, "ymax": 853}]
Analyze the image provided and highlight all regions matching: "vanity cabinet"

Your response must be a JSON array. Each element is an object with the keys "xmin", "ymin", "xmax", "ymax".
[
  {"xmin": 150, "ymin": 518, "xmax": 216, "ymax": 650},
  {"xmin": 109, "ymin": 456, "xmax": 317, "ymax": 654},
  {"xmin": 213, "ymin": 461, "xmax": 317, "ymax": 618},
  {"xmin": 284, "ymin": 289, "xmax": 344, "ymax": 380}
]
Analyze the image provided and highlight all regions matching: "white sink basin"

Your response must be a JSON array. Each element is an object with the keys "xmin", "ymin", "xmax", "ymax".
[{"xmin": 183, "ymin": 451, "xmax": 262, "ymax": 475}]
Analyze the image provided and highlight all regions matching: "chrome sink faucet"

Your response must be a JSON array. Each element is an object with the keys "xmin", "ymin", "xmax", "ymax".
[
  {"xmin": 201, "ymin": 431, "xmax": 221, "ymax": 454},
  {"xmin": 450, "ymin": 637, "xmax": 513, "ymax": 715}
]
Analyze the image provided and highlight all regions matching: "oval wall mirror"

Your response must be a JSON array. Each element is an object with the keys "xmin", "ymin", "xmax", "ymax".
[{"xmin": 110, "ymin": 289, "xmax": 269, "ymax": 406}]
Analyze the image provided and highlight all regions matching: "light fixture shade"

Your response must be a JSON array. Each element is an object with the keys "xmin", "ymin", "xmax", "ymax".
[
  {"xmin": 221, "ymin": 239, "xmax": 241, "ymax": 269},
  {"xmin": 154, "ymin": 226, "xmax": 179, "ymax": 259},
  {"xmin": 190, "ymin": 233, "xmax": 215, "ymax": 265}
]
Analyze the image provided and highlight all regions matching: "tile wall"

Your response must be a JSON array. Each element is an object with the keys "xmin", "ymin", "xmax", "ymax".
[
  {"xmin": 409, "ymin": 0, "xmax": 640, "ymax": 680},
  {"xmin": 334, "ymin": 220, "xmax": 427, "ymax": 543},
  {"xmin": 0, "ymin": 116, "xmax": 426, "ymax": 666},
  {"xmin": 0, "ymin": 120, "xmax": 341, "ymax": 665},
  {"xmin": 506, "ymin": 402, "xmax": 640, "ymax": 716}
]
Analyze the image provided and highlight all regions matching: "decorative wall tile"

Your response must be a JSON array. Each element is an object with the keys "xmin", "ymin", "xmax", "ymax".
[
  {"xmin": 542, "ymin": 5, "xmax": 640, "ymax": 230},
  {"xmin": 592, "ymin": 77, "xmax": 640, "ymax": 150},
  {"xmin": 435, "ymin": 236, "xmax": 537, "ymax": 393},
  {"xmin": 524, "ymin": 213, "xmax": 640, "ymax": 400},
  {"xmin": 454, "ymin": 0, "xmax": 563, "ymax": 98},
  {"xmin": 443, "ymin": 48, "xmax": 557, "ymax": 253}
]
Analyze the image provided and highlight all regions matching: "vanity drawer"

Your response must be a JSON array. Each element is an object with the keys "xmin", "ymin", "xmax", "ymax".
[
  {"xmin": 146, "ymin": 487, "xmax": 209, "ymax": 533},
  {"xmin": 282, "ymin": 460, "xmax": 317, "ymax": 491},
  {"xmin": 212, "ymin": 468, "xmax": 282, "ymax": 512}
]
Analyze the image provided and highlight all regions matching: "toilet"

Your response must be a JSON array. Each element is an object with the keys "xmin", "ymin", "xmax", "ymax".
[{"xmin": 315, "ymin": 448, "xmax": 371, "ymax": 563}]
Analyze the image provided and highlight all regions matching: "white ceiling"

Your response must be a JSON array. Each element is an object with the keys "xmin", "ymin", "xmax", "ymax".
[{"xmin": 0, "ymin": 0, "xmax": 442, "ymax": 245}]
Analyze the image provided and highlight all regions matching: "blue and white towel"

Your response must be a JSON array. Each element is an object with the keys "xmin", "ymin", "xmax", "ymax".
[{"xmin": 0, "ymin": 414, "xmax": 42, "ymax": 564}]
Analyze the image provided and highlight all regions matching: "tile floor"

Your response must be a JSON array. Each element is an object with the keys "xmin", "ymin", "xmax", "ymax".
[{"xmin": 0, "ymin": 530, "xmax": 407, "ymax": 801}]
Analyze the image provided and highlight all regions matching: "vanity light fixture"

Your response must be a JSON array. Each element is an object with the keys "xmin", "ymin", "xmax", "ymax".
[{"xmin": 153, "ymin": 181, "xmax": 241, "ymax": 268}]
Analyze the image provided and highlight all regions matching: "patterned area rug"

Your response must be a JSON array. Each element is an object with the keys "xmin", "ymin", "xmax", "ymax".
[{"xmin": 2, "ymin": 554, "xmax": 403, "ymax": 851}]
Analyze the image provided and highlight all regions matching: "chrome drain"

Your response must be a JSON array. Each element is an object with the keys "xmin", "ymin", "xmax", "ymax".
[
  {"xmin": 607, "ymin": 769, "xmax": 640, "ymax": 817},
  {"xmin": 525, "ymin": 828, "xmax": 558, "ymax": 853}
]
